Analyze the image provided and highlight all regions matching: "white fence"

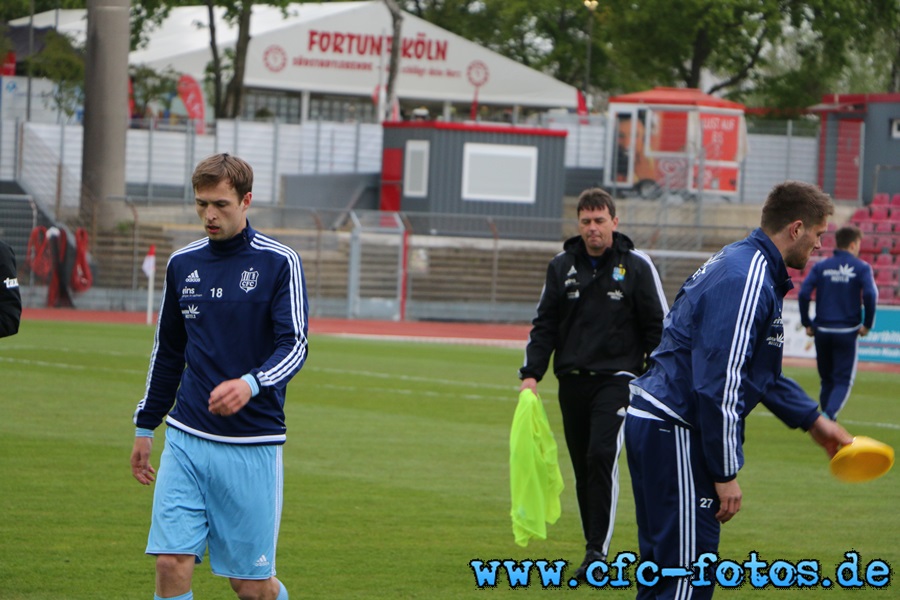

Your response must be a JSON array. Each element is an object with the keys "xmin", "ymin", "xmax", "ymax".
[
  {"xmin": 740, "ymin": 133, "xmax": 819, "ymax": 205},
  {"xmin": 0, "ymin": 117, "xmax": 819, "ymax": 213}
]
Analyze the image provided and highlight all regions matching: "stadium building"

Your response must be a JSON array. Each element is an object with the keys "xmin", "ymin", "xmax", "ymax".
[{"xmin": 9, "ymin": 1, "xmax": 580, "ymax": 125}]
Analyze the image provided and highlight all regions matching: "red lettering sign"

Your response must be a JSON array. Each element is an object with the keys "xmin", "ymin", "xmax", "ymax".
[{"xmin": 306, "ymin": 30, "xmax": 447, "ymax": 62}]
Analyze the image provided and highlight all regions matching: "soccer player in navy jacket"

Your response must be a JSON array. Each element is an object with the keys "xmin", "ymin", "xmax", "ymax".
[
  {"xmin": 799, "ymin": 225, "xmax": 877, "ymax": 420},
  {"xmin": 131, "ymin": 154, "xmax": 308, "ymax": 600},
  {"xmin": 626, "ymin": 181, "xmax": 853, "ymax": 599}
]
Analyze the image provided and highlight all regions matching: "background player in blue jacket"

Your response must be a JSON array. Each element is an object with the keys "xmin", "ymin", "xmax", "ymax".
[
  {"xmin": 626, "ymin": 181, "xmax": 853, "ymax": 600},
  {"xmin": 130, "ymin": 154, "xmax": 308, "ymax": 600},
  {"xmin": 799, "ymin": 225, "xmax": 877, "ymax": 420}
]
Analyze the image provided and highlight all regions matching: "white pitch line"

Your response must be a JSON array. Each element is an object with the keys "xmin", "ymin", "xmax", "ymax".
[
  {"xmin": 312, "ymin": 382, "xmax": 515, "ymax": 403},
  {"xmin": 840, "ymin": 418, "xmax": 900, "ymax": 431},
  {"xmin": 307, "ymin": 365, "xmax": 521, "ymax": 392},
  {"xmin": 320, "ymin": 332, "xmax": 526, "ymax": 349},
  {"xmin": 0, "ymin": 355, "xmax": 146, "ymax": 375},
  {"xmin": 0, "ymin": 345, "xmax": 142, "ymax": 357},
  {"xmin": 751, "ymin": 410, "xmax": 900, "ymax": 431}
]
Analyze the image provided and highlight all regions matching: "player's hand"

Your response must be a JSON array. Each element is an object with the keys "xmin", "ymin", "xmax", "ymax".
[
  {"xmin": 519, "ymin": 377, "xmax": 538, "ymax": 394},
  {"xmin": 714, "ymin": 479, "xmax": 742, "ymax": 523},
  {"xmin": 808, "ymin": 415, "xmax": 854, "ymax": 458},
  {"xmin": 805, "ymin": 326, "xmax": 815, "ymax": 337},
  {"xmin": 208, "ymin": 378, "xmax": 253, "ymax": 416},
  {"xmin": 859, "ymin": 326, "xmax": 870, "ymax": 337},
  {"xmin": 130, "ymin": 436, "xmax": 156, "ymax": 485}
]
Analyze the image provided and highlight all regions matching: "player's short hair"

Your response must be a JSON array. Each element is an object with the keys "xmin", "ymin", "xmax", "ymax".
[
  {"xmin": 835, "ymin": 225, "xmax": 862, "ymax": 249},
  {"xmin": 192, "ymin": 153, "xmax": 254, "ymax": 199},
  {"xmin": 577, "ymin": 187, "xmax": 616, "ymax": 218},
  {"xmin": 760, "ymin": 181, "xmax": 834, "ymax": 233}
]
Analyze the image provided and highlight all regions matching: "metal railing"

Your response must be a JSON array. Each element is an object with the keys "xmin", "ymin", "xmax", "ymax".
[
  {"xmin": 5, "ymin": 195, "xmax": 755, "ymax": 318},
  {"xmin": 1, "ymin": 116, "xmax": 830, "ymax": 213}
]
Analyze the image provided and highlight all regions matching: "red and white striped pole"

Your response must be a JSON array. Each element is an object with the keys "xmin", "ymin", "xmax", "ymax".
[{"xmin": 142, "ymin": 245, "xmax": 156, "ymax": 325}]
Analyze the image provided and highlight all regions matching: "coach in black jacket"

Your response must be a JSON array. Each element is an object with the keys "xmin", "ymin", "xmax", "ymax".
[
  {"xmin": 0, "ymin": 239, "xmax": 22, "ymax": 338},
  {"xmin": 519, "ymin": 188, "xmax": 667, "ymax": 580}
]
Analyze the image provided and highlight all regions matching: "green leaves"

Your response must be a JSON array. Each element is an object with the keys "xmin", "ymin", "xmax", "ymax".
[
  {"xmin": 24, "ymin": 29, "xmax": 84, "ymax": 118},
  {"xmin": 400, "ymin": 0, "xmax": 900, "ymax": 108}
]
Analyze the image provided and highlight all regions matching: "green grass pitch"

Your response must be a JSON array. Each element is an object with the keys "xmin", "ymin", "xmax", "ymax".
[{"xmin": 1, "ymin": 319, "xmax": 898, "ymax": 598}]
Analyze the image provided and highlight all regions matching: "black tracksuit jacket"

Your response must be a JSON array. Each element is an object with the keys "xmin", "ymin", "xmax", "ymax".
[
  {"xmin": 519, "ymin": 231, "xmax": 667, "ymax": 381},
  {"xmin": 0, "ymin": 240, "xmax": 22, "ymax": 338}
]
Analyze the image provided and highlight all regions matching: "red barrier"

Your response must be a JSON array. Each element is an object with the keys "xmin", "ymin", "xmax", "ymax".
[{"xmin": 25, "ymin": 226, "xmax": 93, "ymax": 307}]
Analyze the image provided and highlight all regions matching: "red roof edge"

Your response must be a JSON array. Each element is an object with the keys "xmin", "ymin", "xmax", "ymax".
[
  {"xmin": 807, "ymin": 92, "xmax": 900, "ymax": 114},
  {"xmin": 381, "ymin": 121, "xmax": 567, "ymax": 137},
  {"xmin": 608, "ymin": 87, "xmax": 745, "ymax": 110}
]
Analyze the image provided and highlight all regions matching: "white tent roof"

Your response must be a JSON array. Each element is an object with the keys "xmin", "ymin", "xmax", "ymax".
[{"xmin": 15, "ymin": 2, "xmax": 578, "ymax": 109}]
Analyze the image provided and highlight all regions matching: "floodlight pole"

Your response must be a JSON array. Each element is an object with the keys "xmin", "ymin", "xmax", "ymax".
[
  {"xmin": 27, "ymin": 0, "xmax": 34, "ymax": 121},
  {"xmin": 81, "ymin": 0, "xmax": 129, "ymax": 229},
  {"xmin": 584, "ymin": 0, "xmax": 598, "ymax": 104}
]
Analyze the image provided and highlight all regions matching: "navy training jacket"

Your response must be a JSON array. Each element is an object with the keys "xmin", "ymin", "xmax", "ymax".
[
  {"xmin": 798, "ymin": 249, "xmax": 877, "ymax": 331},
  {"xmin": 133, "ymin": 222, "xmax": 309, "ymax": 444},
  {"xmin": 629, "ymin": 228, "xmax": 820, "ymax": 482}
]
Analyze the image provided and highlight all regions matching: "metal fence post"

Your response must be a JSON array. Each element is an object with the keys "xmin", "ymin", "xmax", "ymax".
[
  {"xmin": 273, "ymin": 121, "xmax": 280, "ymax": 204},
  {"xmin": 739, "ymin": 157, "xmax": 746, "ymax": 204},
  {"xmin": 574, "ymin": 122, "xmax": 581, "ymax": 167},
  {"xmin": 696, "ymin": 148, "xmax": 705, "ymax": 207},
  {"xmin": 487, "ymin": 217, "xmax": 499, "ymax": 318},
  {"xmin": 55, "ymin": 123, "xmax": 65, "ymax": 216},
  {"xmin": 299, "ymin": 121, "xmax": 306, "ymax": 175},
  {"xmin": 330, "ymin": 128, "xmax": 336, "ymax": 173},
  {"xmin": 396, "ymin": 213, "xmax": 407, "ymax": 321},
  {"xmin": 315, "ymin": 118, "xmax": 321, "ymax": 174},
  {"xmin": 14, "ymin": 118, "xmax": 22, "ymax": 180},
  {"xmin": 695, "ymin": 171, "xmax": 703, "ymax": 250},
  {"xmin": 347, "ymin": 211, "xmax": 361, "ymax": 318},
  {"xmin": 857, "ymin": 124, "xmax": 866, "ymax": 202},
  {"xmin": 185, "ymin": 121, "xmax": 195, "ymax": 204},
  {"xmin": 311, "ymin": 209, "xmax": 324, "ymax": 316},
  {"xmin": 354, "ymin": 121, "xmax": 361, "ymax": 173},
  {"xmin": 785, "ymin": 119, "xmax": 793, "ymax": 179},
  {"xmin": 148, "ymin": 117, "xmax": 155, "ymax": 199}
]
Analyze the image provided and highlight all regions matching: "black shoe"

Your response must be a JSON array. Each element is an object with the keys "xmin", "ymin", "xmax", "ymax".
[{"xmin": 572, "ymin": 549, "xmax": 607, "ymax": 581}]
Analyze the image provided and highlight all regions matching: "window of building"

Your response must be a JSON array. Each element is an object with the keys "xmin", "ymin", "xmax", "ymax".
[
  {"xmin": 461, "ymin": 143, "xmax": 537, "ymax": 203},
  {"xmin": 404, "ymin": 140, "xmax": 429, "ymax": 197}
]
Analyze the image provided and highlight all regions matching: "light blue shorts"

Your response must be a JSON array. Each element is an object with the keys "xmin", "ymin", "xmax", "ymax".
[{"xmin": 146, "ymin": 426, "xmax": 283, "ymax": 579}]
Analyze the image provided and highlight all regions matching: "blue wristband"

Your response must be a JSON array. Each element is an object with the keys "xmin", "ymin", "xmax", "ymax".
[
  {"xmin": 241, "ymin": 373, "xmax": 260, "ymax": 397},
  {"xmin": 135, "ymin": 427, "xmax": 155, "ymax": 438}
]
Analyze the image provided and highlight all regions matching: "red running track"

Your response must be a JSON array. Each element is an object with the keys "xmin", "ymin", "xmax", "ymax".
[
  {"xmin": 19, "ymin": 308, "xmax": 900, "ymax": 372},
  {"xmin": 21, "ymin": 308, "xmax": 531, "ymax": 343}
]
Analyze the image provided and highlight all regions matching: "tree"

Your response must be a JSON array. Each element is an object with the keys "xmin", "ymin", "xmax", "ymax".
[
  {"xmin": 1, "ymin": 0, "xmax": 86, "ymax": 24},
  {"xmin": 401, "ymin": 0, "xmax": 899, "ymax": 111},
  {"xmin": 579, "ymin": 0, "xmax": 900, "ymax": 107},
  {"xmin": 130, "ymin": 0, "xmax": 290, "ymax": 120},
  {"xmin": 129, "ymin": 64, "xmax": 179, "ymax": 119},
  {"xmin": 217, "ymin": 0, "xmax": 253, "ymax": 118},
  {"xmin": 1, "ymin": 0, "xmax": 86, "ymax": 81},
  {"xmin": 382, "ymin": 0, "xmax": 403, "ymax": 121},
  {"xmin": 26, "ymin": 29, "xmax": 84, "ymax": 120},
  {"xmin": 0, "ymin": 23, "xmax": 12, "ymax": 60},
  {"xmin": 401, "ymin": 0, "xmax": 588, "ymax": 77},
  {"xmin": 726, "ymin": 0, "xmax": 900, "ymax": 109}
]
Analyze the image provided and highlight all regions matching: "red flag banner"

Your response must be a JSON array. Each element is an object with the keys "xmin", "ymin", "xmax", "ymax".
[
  {"xmin": 142, "ymin": 245, "xmax": 156, "ymax": 280},
  {"xmin": 2, "ymin": 52, "xmax": 15, "ymax": 77},
  {"xmin": 177, "ymin": 75, "xmax": 206, "ymax": 134}
]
